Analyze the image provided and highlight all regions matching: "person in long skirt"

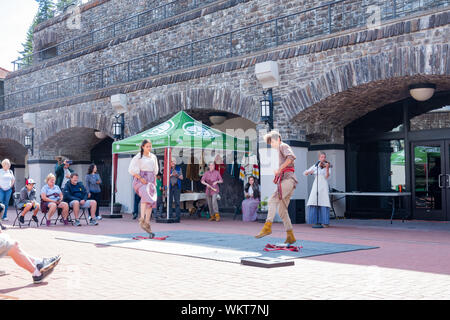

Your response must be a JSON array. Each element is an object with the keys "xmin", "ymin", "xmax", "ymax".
[
  {"xmin": 128, "ymin": 139, "xmax": 159, "ymax": 235},
  {"xmin": 241, "ymin": 176, "xmax": 260, "ymax": 222},
  {"xmin": 304, "ymin": 151, "xmax": 331, "ymax": 228}
]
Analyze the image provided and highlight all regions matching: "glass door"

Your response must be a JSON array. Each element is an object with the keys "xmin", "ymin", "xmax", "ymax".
[{"xmin": 411, "ymin": 141, "xmax": 446, "ymax": 220}]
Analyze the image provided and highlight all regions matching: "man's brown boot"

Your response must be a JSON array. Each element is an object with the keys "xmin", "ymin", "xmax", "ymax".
[
  {"xmin": 215, "ymin": 213, "xmax": 220, "ymax": 222},
  {"xmin": 285, "ymin": 229, "xmax": 296, "ymax": 244},
  {"xmin": 255, "ymin": 221, "xmax": 272, "ymax": 238}
]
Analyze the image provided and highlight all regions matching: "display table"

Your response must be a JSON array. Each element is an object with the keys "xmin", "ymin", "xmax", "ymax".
[
  {"xmin": 329, "ymin": 192, "xmax": 411, "ymax": 224},
  {"xmin": 180, "ymin": 193, "xmax": 207, "ymax": 202}
]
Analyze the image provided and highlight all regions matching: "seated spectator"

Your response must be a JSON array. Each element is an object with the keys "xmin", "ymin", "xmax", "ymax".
[
  {"xmin": 17, "ymin": 179, "xmax": 40, "ymax": 224},
  {"xmin": 0, "ymin": 225, "xmax": 61, "ymax": 284},
  {"xmin": 41, "ymin": 173, "xmax": 70, "ymax": 226},
  {"xmin": 242, "ymin": 176, "xmax": 260, "ymax": 222},
  {"xmin": 63, "ymin": 173, "xmax": 98, "ymax": 227}
]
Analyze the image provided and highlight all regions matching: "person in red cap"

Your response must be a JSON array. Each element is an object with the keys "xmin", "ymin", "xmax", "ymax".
[{"xmin": 17, "ymin": 178, "xmax": 40, "ymax": 225}]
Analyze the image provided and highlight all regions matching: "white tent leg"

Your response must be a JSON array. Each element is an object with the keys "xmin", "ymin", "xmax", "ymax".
[{"xmin": 110, "ymin": 153, "xmax": 114, "ymax": 216}]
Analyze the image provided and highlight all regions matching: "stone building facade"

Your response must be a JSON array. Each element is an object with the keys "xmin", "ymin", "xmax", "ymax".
[{"xmin": 0, "ymin": 0, "xmax": 449, "ymax": 219}]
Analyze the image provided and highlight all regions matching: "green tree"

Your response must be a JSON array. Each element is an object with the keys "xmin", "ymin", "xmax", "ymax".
[
  {"xmin": 16, "ymin": 0, "xmax": 56, "ymax": 67},
  {"xmin": 35, "ymin": 0, "xmax": 55, "ymax": 24},
  {"xmin": 55, "ymin": 0, "xmax": 81, "ymax": 15},
  {"xmin": 17, "ymin": 18, "xmax": 38, "ymax": 67}
]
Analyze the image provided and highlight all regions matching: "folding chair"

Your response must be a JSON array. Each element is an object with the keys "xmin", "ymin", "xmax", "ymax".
[
  {"xmin": 68, "ymin": 204, "xmax": 89, "ymax": 225},
  {"xmin": 12, "ymin": 192, "xmax": 39, "ymax": 228},
  {"xmin": 40, "ymin": 205, "xmax": 71, "ymax": 226}
]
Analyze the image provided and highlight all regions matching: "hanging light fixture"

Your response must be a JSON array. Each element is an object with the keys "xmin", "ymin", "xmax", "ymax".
[
  {"xmin": 24, "ymin": 128, "xmax": 34, "ymax": 156},
  {"xmin": 209, "ymin": 112, "xmax": 227, "ymax": 125},
  {"xmin": 409, "ymin": 83, "xmax": 436, "ymax": 101},
  {"xmin": 260, "ymin": 89, "xmax": 274, "ymax": 130},
  {"xmin": 94, "ymin": 131, "xmax": 107, "ymax": 139},
  {"xmin": 112, "ymin": 114, "xmax": 124, "ymax": 140}
]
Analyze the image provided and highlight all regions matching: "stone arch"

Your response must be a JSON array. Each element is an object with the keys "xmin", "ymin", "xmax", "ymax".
[
  {"xmin": 281, "ymin": 44, "xmax": 450, "ymax": 141},
  {"xmin": 128, "ymin": 87, "xmax": 259, "ymax": 135},
  {"xmin": 0, "ymin": 138, "xmax": 28, "ymax": 165},
  {"xmin": 0, "ymin": 124, "xmax": 25, "ymax": 146},
  {"xmin": 37, "ymin": 110, "xmax": 113, "ymax": 149}
]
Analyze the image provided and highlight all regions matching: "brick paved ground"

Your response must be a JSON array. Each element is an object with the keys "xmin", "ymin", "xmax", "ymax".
[{"xmin": 1, "ymin": 210, "xmax": 450, "ymax": 300}]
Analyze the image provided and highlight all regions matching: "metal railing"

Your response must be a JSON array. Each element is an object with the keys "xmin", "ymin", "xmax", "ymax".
[
  {"xmin": 2, "ymin": 0, "xmax": 448, "ymax": 112},
  {"xmin": 12, "ymin": 0, "xmax": 219, "ymax": 71}
]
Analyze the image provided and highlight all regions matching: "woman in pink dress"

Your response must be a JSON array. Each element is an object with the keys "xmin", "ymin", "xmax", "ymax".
[
  {"xmin": 201, "ymin": 162, "xmax": 223, "ymax": 222},
  {"xmin": 128, "ymin": 140, "xmax": 159, "ymax": 235}
]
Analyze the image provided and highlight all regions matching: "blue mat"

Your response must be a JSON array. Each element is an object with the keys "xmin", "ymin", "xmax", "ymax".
[{"xmin": 56, "ymin": 230, "xmax": 378, "ymax": 263}]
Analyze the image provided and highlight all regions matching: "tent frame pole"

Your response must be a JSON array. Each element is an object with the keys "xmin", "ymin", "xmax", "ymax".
[
  {"xmin": 110, "ymin": 153, "xmax": 114, "ymax": 216},
  {"xmin": 167, "ymin": 137, "xmax": 170, "ymax": 220}
]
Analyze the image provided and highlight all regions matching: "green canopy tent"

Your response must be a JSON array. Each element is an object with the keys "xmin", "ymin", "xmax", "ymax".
[
  {"xmin": 110, "ymin": 111, "xmax": 251, "ymax": 221},
  {"xmin": 391, "ymin": 146, "xmax": 440, "ymax": 166},
  {"xmin": 391, "ymin": 146, "xmax": 441, "ymax": 192}
]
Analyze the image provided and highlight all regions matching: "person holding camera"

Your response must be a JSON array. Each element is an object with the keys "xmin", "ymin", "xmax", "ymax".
[{"xmin": 55, "ymin": 158, "xmax": 74, "ymax": 189}]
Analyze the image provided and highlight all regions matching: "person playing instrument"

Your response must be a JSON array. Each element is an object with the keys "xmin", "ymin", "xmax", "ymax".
[
  {"xmin": 304, "ymin": 151, "xmax": 332, "ymax": 228},
  {"xmin": 255, "ymin": 131, "xmax": 297, "ymax": 244},
  {"xmin": 128, "ymin": 139, "xmax": 159, "ymax": 236},
  {"xmin": 201, "ymin": 161, "xmax": 223, "ymax": 222}
]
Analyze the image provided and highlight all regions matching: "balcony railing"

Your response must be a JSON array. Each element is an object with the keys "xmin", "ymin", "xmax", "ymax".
[
  {"xmin": 12, "ymin": 0, "xmax": 219, "ymax": 71},
  {"xmin": 2, "ymin": 0, "xmax": 448, "ymax": 112}
]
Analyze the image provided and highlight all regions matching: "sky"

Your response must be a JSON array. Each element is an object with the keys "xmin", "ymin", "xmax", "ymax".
[
  {"xmin": 0, "ymin": 0, "xmax": 92, "ymax": 72},
  {"xmin": 0, "ymin": 0, "xmax": 38, "ymax": 71}
]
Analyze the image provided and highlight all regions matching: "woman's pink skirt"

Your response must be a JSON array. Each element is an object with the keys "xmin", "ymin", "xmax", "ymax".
[
  {"xmin": 133, "ymin": 171, "xmax": 157, "ymax": 208},
  {"xmin": 242, "ymin": 197, "xmax": 260, "ymax": 222}
]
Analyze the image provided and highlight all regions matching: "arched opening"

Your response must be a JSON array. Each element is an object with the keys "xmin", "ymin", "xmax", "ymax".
[
  {"xmin": 38, "ymin": 127, "xmax": 113, "ymax": 208},
  {"xmin": 344, "ymin": 90, "xmax": 450, "ymax": 221},
  {"xmin": 118, "ymin": 108, "xmax": 258, "ymax": 215}
]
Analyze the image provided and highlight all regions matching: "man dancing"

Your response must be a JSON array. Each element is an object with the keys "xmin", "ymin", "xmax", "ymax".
[{"xmin": 255, "ymin": 131, "xmax": 297, "ymax": 244}]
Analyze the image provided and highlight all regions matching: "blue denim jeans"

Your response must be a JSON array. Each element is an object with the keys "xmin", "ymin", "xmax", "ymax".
[{"xmin": 0, "ymin": 188, "xmax": 13, "ymax": 219}]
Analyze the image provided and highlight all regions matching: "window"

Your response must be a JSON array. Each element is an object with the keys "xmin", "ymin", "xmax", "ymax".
[{"xmin": 410, "ymin": 105, "xmax": 450, "ymax": 131}]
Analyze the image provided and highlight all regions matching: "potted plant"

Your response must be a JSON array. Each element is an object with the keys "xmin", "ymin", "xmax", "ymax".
[{"xmin": 257, "ymin": 197, "xmax": 268, "ymax": 222}]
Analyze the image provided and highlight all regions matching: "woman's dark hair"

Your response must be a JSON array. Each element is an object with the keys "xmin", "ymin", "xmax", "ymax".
[
  {"xmin": 245, "ymin": 176, "xmax": 260, "ymax": 198},
  {"xmin": 87, "ymin": 164, "xmax": 96, "ymax": 174},
  {"xmin": 140, "ymin": 139, "xmax": 151, "ymax": 158}
]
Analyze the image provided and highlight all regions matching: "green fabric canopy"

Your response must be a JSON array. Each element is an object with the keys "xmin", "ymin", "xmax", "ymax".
[
  {"xmin": 112, "ymin": 111, "xmax": 250, "ymax": 154},
  {"xmin": 391, "ymin": 146, "xmax": 440, "ymax": 165}
]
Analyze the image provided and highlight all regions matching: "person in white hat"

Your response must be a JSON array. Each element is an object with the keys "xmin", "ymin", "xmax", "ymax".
[{"xmin": 18, "ymin": 178, "xmax": 40, "ymax": 224}]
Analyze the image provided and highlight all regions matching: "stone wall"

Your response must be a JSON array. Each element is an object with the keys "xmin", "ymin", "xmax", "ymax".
[
  {"xmin": 0, "ymin": 2, "xmax": 449, "ymax": 151},
  {"xmin": 33, "ymin": 0, "xmax": 167, "ymax": 49},
  {"xmin": 410, "ymin": 110, "xmax": 450, "ymax": 131}
]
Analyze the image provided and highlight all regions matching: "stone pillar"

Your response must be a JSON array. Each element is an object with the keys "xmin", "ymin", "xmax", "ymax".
[
  {"xmin": 307, "ymin": 145, "xmax": 346, "ymax": 220},
  {"xmin": 27, "ymin": 160, "xmax": 56, "ymax": 202},
  {"xmin": 13, "ymin": 165, "xmax": 26, "ymax": 192},
  {"xmin": 116, "ymin": 155, "xmax": 134, "ymax": 214}
]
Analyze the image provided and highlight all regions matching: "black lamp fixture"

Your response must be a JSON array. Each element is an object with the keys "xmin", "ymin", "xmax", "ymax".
[
  {"xmin": 112, "ymin": 114, "xmax": 125, "ymax": 140},
  {"xmin": 24, "ymin": 128, "xmax": 34, "ymax": 156},
  {"xmin": 260, "ymin": 88, "xmax": 274, "ymax": 130}
]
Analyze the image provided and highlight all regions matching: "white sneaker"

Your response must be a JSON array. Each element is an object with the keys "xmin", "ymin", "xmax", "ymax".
[
  {"xmin": 96, "ymin": 216, "xmax": 102, "ymax": 220},
  {"xmin": 2, "ymin": 217, "xmax": 8, "ymax": 221}
]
